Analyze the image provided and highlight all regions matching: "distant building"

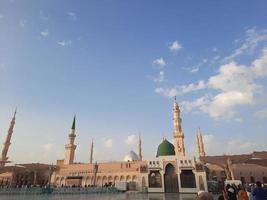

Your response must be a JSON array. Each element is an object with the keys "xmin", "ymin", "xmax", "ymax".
[
  {"xmin": 199, "ymin": 152, "xmax": 267, "ymax": 184},
  {"xmin": 0, "ymin": 110, "xmax": 52, "ymax": 187},
  {"xmin": 195, "ymin": 127, "xmax": 267, "ymax": 184},
  {"xmin": 0, "ymin": 163, "xmax": 53, "ymax": 186}
]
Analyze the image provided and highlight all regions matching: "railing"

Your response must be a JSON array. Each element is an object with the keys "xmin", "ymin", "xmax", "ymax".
[{"xmin": 0, "ymin": 186, "xmax": 121, "ymax": 195}]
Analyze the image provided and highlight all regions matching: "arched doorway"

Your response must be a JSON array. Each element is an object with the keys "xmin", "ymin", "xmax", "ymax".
[
  {"xmin": 120, "ymin": 175, "xmax": 125, "ymax": 182},
  {"xmin": 164, "ymin": 163, "xmax": 178, "ymax": 193},
  {"xmin": 180, "ymin": 170, "xmax": 196, "ymax": 188},
  {"xmin": 126, "ymin": 175, "xmax": 131, "ymax": 182},
  {"xmin": 114, "ymin": 176, "xmax": 119, "ymax": 184},
  {"xmin": 102, "ymin": 176, "xmax": 107, "ymax": 186}
]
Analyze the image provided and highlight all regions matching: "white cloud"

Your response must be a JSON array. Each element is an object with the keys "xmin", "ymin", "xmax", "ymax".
[
  {"xmin": 40, "ymin": 30, "xmax": 49, "ymax": 37},
  {"xmin": 212, "ymin": 47, "xmax": 217, "ymax": 52},
  {"xmin": 57, "ymin": 40, "xmax": 72, "ymax": 47},
  {"xmin": 206, "ymin": 91, "xmax": 253, "ymax": 119},
  {"xmin": 187, "ymin": 59, "xmax": 208, "ymax": 73},
  {"xmin": 188, "ymin": 63, "xmax": 201, "ymax": 73},
  {"xmin": 190, "ymin": 67, "xmax": 199, "ymax": 73},
  {"xmin": 67, "ymin": 12, "xmax": 77, "ymax": 20},
  {"xmin": 181, "ymin": 96, "xmax": 209, "ymax": 112},
  {"xmin": 169, "ymin": 40, "xmax": 182, "ymax": 53},
  {"xmin": 224, "ymin": 28, "xmax": 267, "ymax": 62},
  {"xmin": 210, "ymin": 55, "xmax": 220, "ymax": 64},
  {"xmin": 182, "ymin": 92, "xmax": 254, "ymax": 120},
  {"xmin": 153, "ymin": 57, "xmax": 166, "ymax": 68},
  {"xmin": 152, "ymin": 58, "xmax": 166, "ymax": 82},
  {"xmin": 155, "ymin": 87, "xmax": 178, "ymax": 98},
  {"xmin": 155, "ymin": 80, "xmax": 206, "ymax": 98},
  {"xmin": 251, "ymin": 48, "xmax": 267, "ymax": 76},
  {"xmin": 181, "ymin": 48, "xmax": 267, "ymax": 119},
  {"xmin": 153, "ymin": 29, "xmax": 267, "ymax": 120},
  {"xmin": 181, "ymin": 80, "xmax": 206, "ymax": 93},
  {"xmin": 153, "ymin": 70, "xmax": 164, "ymax": 83},
  {"xmin": 125, "ymin": 134, "xmax": 137, "ymax": 145},
  {"xmin": 104, "ymin": 138, "xmax": 113, "ymax": 148},
  {"xmin": 208, "ymin": 62, "xmax": 256, "ymax": 92}
]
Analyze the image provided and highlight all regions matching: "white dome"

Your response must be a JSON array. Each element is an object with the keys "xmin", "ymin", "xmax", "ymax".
[{"xmin": 123, "ymin": 150, "xmax": 138, "ymax": 162}]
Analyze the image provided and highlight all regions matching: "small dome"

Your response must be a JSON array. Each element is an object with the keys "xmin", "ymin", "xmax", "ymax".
[
  {"xmin": 156, "ymin": 139, "xmax": 175, "ymax": 157},
  {"xmin": 123, "ymin": 150, "xmax": 138, "ymax": 162}
]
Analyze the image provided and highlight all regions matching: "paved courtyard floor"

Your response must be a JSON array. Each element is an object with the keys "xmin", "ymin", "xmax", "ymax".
[{"xmin": 0, "ymin": 193, "xmax": 219, "ymax": 200}]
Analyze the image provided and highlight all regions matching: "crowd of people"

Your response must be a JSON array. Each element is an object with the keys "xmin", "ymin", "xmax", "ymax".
[{"xmin": 196, "ymin": 181, "xmax": 267, "ymax": 200}]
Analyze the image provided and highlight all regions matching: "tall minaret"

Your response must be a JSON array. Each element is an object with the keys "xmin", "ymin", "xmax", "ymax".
[
  {"xmin": 0, "ymin": 109, "xmax": 16, "ymax": 167},
  {"xmin": 64, "ymin": 115, "xmax": 77, "ymax": 165},
  {"xmin": 89, "ymin": 138, "xmax": 94, "ymax": 164},
  {"xmin": 173, "ymin": 97, "xmax": 185, "ymax": 157},
  {"xmin": 196, "ymin": 128, "xmax": 206, "ymax": 157},
  {"xmin": 138, "ymin": 133, "xmax": 142, "ymax": 161}
]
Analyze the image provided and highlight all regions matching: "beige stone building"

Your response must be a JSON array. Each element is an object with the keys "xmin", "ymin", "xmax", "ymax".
[
  {"xmin": 195, "ymin": 124, "xmax": 267, "ymax": 185},
  {"xmin": 199, "ymin": 153, "xmax": 267, "ymax": 184},
  {"xmin": 51, "ymin": 98, "xmax": 208, "ymax": 193}
]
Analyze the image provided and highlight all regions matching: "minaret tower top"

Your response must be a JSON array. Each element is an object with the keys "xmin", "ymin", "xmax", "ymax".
[
  {"xmin": 89, "ymin": 138, "xmax": 94, "ymax": 164},
  {"xmin": 64, "ymin": 115, "xmax": 77, "ymax": 165},
  {"xmin": 172, "ymin": 97, "xmax": 185, "ymax": 157},
  {"xmin": 196, "ymin": 128, "xmax": 206, "ymax": 157},
  {"xmin": 138, "ymin": 132, "xmax": 142, "ymax": 161},
  {"xmin": 0, "ymin": 109, "xmax": 17, "ymax": 167}
]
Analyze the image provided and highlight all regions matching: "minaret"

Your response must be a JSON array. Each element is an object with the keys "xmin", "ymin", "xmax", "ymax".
[
  {"xmin": 64, "ymin": 115, "xmax": 77, "ymax": 165},
  {"xmin": 196, "ymin": 128, "xmax": 206, "ymax": 157},
  {"xmin": 172, "ymin": 97, "xmax": 185, "ymax": 157},
  {"xmin": 138, "ymin": 133, "xmax": 142, "ymax": 161},
  {"xmin": 196, "ymin": 131, "xmax": 201, "ymax": 157},
  {"xmin": 0, "ymin": 109, "xmax": 16, "ymax": 167},
  {"xmin": 89, "ymin": 138, "xmax": 94, "ymax": 164}
]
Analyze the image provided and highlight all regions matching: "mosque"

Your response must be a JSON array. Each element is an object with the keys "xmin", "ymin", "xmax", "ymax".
[
  {"xmin": 0, "ymin": 98, "xmax": 266, "ymax": 193},
  {"xmin": 50, "ymin": 98, "xmax": 208, "ymax": 193}
]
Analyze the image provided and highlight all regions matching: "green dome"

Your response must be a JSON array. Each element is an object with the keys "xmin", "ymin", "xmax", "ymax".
[{"xmin": 156, "ymin": 139, "xmax": 175, "ymax": 157}]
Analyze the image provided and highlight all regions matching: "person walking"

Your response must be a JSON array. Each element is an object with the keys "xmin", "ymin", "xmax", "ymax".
[
  {"xmin": 238, "ymin": 185, "xmax": 249, "ymax": 200},
  {"xmin": 252, "ymin": 181, "xmax": 267, "ymax": 200},
  {"xmin": 226, "ymin": 184, "xmax": 237, "ymax": 200}
]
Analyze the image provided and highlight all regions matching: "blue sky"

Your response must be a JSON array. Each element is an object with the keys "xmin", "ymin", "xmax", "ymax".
[{"xmin": 0, "ymin": 1, "xmax": 267, "ymax": 164}]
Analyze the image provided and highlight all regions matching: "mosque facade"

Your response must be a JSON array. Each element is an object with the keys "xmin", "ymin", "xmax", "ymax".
[{"xmin": 50, "ymin": 98, "xmax": 208, "ymax": 193}]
